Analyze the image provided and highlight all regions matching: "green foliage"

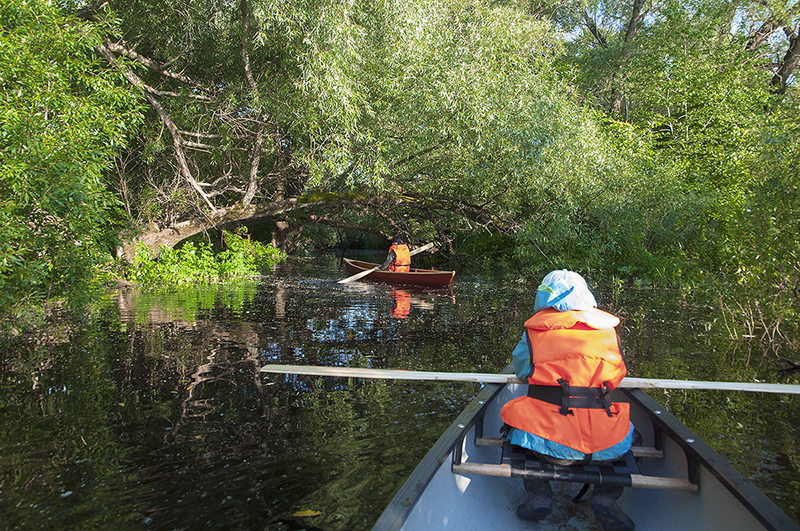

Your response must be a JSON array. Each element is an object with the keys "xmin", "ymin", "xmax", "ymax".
[
  {"xmin": 501, "ymin": 0, "xmax": 799, "ymax": 309},
  {"xmin": 2, "ymin": 0, "xmax": 793, "ymax": 336},
  {"xmin": 458, "ymin": 232, "xmax": 518, "ymax": 272},
  {"xmin": 509, "ymin": 113, "xmax": 696, "ymax": 284},
  {"xmin": 0, "ymin": 0, "xmax": 142, "ymax": 311},
  {"xmin": 712, "ymin": 97, "xmax": 800, "ymax": 330},
  {"xmin": 129, "ymin": 230, "xmax": 284, "ymax": 289},
  {"xmin": 105, "ymin": 0, "xmax": 574, "ymax": 237}
]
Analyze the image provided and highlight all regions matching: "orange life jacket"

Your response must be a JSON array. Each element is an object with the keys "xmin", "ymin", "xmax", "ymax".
[
  {"xmin": 500, "ymin": 308, "xmax": 630, "ymax": 455},
  {"xmin": 388, "ymin": 244, "xmax": 410, "ymax": 272}
]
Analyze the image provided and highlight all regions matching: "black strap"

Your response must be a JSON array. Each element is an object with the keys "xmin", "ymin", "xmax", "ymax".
[
  {"xmin": 527, "ymin": 381, "xmax": 615, "ymax": 417},
  {"xmin": 571, "ymin": 483, "xmax": 592, "ymax": 503}
]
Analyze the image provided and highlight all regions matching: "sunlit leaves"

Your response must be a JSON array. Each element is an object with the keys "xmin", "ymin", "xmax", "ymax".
[
  {"xmin": 129, "ymin": 230, "xmax": 285, "ymax": 289},
  {"xmin": 0, "ymin": 0, "xmax": 142, "ymax": 309},
  {"xmin": 510, "ymin": 0, "xmax": 800, "ymax": 298},
  {"xmin": 237, "ymin": 0, "xmax": 568, "ymax": 199}
]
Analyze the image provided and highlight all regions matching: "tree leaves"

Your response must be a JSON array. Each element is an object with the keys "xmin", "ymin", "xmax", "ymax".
[{"xmin": 0, "ymin": 0, "xmax": 142, "ymax": 309}]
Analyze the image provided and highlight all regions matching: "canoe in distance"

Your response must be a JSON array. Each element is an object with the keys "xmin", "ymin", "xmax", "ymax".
[
  {"xmin": 342, "ymin": 258, "xmax": 456, "ymax": 287},
  {"xmin": 372, "ymin": 366, "xmax": 800, "ymax": 531}
]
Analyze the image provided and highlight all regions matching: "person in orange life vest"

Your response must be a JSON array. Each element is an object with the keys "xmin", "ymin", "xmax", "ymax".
[
  {"xmin": 500, "ymin": 270, "xmax": 636, "ymax": 531},
  {"xmin": 378, "ymin": 236, "xmax": 411, "ymax": 272}
]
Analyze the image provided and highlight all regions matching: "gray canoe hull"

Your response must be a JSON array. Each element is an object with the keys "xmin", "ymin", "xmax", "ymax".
[{"xmin": 373, "ymin": 375, "xmax": 798, "ymax": 531}]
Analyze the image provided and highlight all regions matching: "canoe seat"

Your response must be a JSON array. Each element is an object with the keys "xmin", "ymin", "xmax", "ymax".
[{"xmin": 452, "ymin": 438, "xmax": 697, "ymax": 494}]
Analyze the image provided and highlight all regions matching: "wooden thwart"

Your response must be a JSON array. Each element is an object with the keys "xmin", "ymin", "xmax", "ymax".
[
  {"xmin": 259, "ymin": 364, "xmax": 800, "ymax": 394},
  {"xmin": 451, "ymin": 462, "xmax": 698, "ymax": 492}
]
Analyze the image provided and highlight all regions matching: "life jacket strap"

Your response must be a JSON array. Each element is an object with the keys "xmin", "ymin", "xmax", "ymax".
[{"xmin": 527, "ymin": 380, "xmax": 615, "ymax": 417}]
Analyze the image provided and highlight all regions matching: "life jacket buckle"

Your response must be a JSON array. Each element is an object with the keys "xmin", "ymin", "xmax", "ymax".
[{"xmin": 557, "ymin": 378, "xmax": 573, "ymax": 416}]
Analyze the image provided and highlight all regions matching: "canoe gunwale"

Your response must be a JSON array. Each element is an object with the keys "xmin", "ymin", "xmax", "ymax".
[
  {"xmin": 624, "ymin": 389, "xmax": 799, "ymax": 531},
  {"xmin": 371, "ymin": 374, "xmax": 800, "ymax": 531},
  {"xmin": 370, "ymin": 377, "xmax": 509, "ymax": 531},
  {"xmin": 343, "ymin": 258, "xmax": 446, "ymax": 274}
]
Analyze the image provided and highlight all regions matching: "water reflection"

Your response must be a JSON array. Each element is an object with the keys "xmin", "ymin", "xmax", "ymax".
[
  {"xmin": 87, "ymin": 256, "xmax": 478, "ymax": 531},
  {"xmin": 391, "ymin": 289, "xmax": 411, "ymax": 318},
  {"xmin": 0, "ymin": 254, "xmax": 798, "ymax": 531},
  {"xmin": 340, "ymin": 280, "xmax": 455, "ymax": 320}
]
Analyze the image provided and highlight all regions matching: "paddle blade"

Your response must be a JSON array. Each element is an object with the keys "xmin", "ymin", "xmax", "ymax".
[{"xmin": 409, "ymin": 242, "xmax": 435, "ymax": 256}]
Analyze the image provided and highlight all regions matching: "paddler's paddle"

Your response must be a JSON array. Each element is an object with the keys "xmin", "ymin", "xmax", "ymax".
[
  {"xmin": 259, "ymin": 364, "xmax": 800, "ymax": 394},
  {"xmin": 337, "ymin": 242, "xmax": 435, "ymax": 284}
]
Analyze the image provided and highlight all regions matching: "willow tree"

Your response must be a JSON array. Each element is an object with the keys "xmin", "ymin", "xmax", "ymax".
[
  {"xmin": 85, "ymin": 0, "xmax": 599, "ymax": 259},
  {"xmin": 529, "ymin": 0, "xmax": 798, "ymax": 117},
  {"xmin": 496, "ymin": 0, "xmax": 798, "ymax": 285},
  {"xmin": 0, "ymin": 0, "xmax": 142, "ymax": 310}
]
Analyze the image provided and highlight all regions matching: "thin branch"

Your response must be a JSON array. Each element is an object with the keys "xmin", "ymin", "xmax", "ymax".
[
  {"xmin": 242, "ymin": 122, "xmax": 264, "ymax": 207},
  {"xmin": 98, "ymin": 43, "xmax": 217, "ymax": 212},
  {"xmin": 583, "ymin": 11, "xmax": 607, "ymax": 48},
  {"xmin": 183, "ymin": 140, "xmax": 218, "ymax": 150},
  {"xmin": 623, "ymin": 0, "xmax": 644, "ymax": 43},
  {"xmin": 771, "ymin": 24, "xmax": 800, "ymax": 94},
  {"xmin": 240, "ymin": 0, "xmax": 258, "ymax": 96},
  {"xmin": 103, "ymin": 41, "xmax": 205, "ymax": 90},
  {"xmin": 746, "ymin": 18, "xmax": 783, "ymax": 51},
  {"xmin": 239, "ymin": 0, "xmax": 266, "ymax": 208}
]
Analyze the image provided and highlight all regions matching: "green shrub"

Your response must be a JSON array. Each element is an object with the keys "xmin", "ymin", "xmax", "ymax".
[{"xmin": 130, "ymin": 230, "xmax": 284, "ymax": 289}]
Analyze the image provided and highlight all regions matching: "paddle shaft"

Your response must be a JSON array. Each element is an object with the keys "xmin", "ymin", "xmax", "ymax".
[
  {"xmin": 260, "ymin": 364, "xmax": 800, "ymax": 394},
  {"xmin": 336, "ymin": 266, "xmax": 378, "ymax": 284},
  {"xmin": 336, "ymin": 242, "xmax": 434, "ymax": 284}
]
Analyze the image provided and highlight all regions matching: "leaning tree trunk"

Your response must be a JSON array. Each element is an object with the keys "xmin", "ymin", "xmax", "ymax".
[
  {"xmin": 118, "ymin": 194, "xmax": 403, "ymax": 263},
  {"xmin": 119, "ymin": 199, "xmax": 301, "ymax": 263}
]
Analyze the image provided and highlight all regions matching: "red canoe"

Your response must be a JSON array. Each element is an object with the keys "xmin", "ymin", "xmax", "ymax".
[{"xmin": 342, "ymin": 258, "xmax": 456, "ymax": 287}]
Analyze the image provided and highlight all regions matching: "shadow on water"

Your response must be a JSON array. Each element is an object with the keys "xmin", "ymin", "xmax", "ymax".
[{"xmin": 0, "ymin": 253, "xmax": 798, "ymax": 529}]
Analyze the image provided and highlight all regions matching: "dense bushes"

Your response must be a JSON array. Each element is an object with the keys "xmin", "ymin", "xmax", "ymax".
[
  {"xmin": 0, "ymin": 0, "xmax": 141, "ymax": 311},
  {"xmin": 129, "ymin": 231, "xmax": 284, "ymax": 289}
]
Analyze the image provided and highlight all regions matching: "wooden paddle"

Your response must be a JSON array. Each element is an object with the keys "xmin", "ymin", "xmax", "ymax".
[
  {"xmin": 336, "ymin": 242, "xmax": 435, "ymax": 284},
  {"xmin": 259, "ymin": 364, "xmax": 800, "ymax": 394}
]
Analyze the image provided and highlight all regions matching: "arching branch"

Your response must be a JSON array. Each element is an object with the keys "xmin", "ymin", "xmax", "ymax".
[{"xmin": 97, "ymin": 43, "xmax": 218, "ymax": 212}]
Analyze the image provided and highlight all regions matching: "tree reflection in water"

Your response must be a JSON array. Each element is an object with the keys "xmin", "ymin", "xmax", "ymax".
[{"xmin": 0, "ymin": 253, "xmax": 797, "ymax": 530}]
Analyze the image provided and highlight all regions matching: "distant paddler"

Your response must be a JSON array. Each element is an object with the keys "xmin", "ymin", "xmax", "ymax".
[
  {"xmin": 379, "ymin": 236, "xmax": 411, "ymax": 272},
  {"xmin": 337, "ymin": 241, "xmax": 434, "ymax": 284}
]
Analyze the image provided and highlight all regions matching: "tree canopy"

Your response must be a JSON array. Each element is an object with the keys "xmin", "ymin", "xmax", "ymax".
[
  {"xmin": 1, "ymin": 0, "xmax": 799, "ymax": 323},
  {"xmin": 95, "ymin": 0, "xmax": 584, "ymax": 258},
  {"xmin": 0, "ymin": 0, "xmax": 142, "ymax": 309}
]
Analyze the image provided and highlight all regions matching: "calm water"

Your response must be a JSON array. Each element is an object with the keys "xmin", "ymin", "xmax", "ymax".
[{"xmin": 1, "ymin": 252, "xmax": 798, "ymax": 530}]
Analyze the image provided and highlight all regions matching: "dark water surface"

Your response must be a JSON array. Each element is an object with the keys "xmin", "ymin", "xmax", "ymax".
[{"xmin": 1, "ymin": 253, "xmax": 798, "ymax": 530}]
